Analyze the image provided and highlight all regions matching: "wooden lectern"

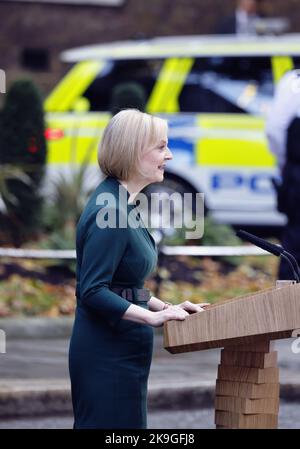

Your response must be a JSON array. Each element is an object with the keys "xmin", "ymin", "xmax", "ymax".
[{"xmin": 164, "ymin": 281, "xmax": 300, "ymax": 429}]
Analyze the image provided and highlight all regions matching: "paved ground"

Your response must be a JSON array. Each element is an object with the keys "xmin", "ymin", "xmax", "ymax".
[
  {"xmin": 0, "ymin": 331, "xmax": 299, "ymax": 428},
  {"xmin": 1, "ymin": 332, "xmax": 300, "ymax": 384},
  {"xmin": 0, "ymin": 404, "xmax": 299, "ymax": 429}
]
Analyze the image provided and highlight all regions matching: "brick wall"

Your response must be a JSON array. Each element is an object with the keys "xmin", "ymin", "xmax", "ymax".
[{"xmin": 0, "ymin": 0, "xmax": 300, "ymax": 97}]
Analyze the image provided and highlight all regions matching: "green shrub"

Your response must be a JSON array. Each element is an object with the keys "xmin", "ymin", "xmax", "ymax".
[
  {"xmin": 201, "ymin": 216, "xmax": 241, "ymax": 246},
  {"xmin": 158, "ymin": 215, "xmax": 241, "ymax": 265},
  {"xmin": 38, "ymin": 147, "xmax": 95, "ymax": 272},
  {"xmin": 0, "ymin": 79, "xmax": 47, "ymax": 245},
  {"xmin": 200, "ymin": 216, "xmax": 242, "ymax": 265},
  {"xmin": 42, "ymin": 151, "xmax": 94, "ymax": 234},
  {"xmin": 38, "ymin": 225, "xmax": 76, "ymax": 274}
]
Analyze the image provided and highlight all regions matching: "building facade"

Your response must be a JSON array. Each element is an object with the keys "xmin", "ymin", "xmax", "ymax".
[{"xmin": 0, "ymin": 0, "xmax": 300, "ymax": 97}]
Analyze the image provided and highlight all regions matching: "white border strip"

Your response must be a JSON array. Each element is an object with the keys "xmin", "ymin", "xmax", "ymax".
[
  {"xmin": 0, "ymin": 246, "xmax": 268, "ymax": 259},
  {"xmin": 0, "ymin": 248, "xmax": 76, "ymax": 259},
  {"xmin": 162, "ymin": 246, "xmax": 269, "ymax": 256}
]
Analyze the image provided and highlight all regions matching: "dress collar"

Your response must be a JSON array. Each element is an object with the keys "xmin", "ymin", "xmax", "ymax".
[{"xmin": 105, "ymin": 176, "xmax": 136, "ymax": 208}]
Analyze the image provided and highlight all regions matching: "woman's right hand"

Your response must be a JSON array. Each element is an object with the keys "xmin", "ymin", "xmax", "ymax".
[{"xmin": 147, "ymin": 305, "xmax": 189, "ymax": 328}]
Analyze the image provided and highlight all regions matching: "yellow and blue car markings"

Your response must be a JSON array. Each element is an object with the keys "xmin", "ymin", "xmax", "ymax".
[
  {"xmin": 167, "ymin": 115, "xmax": 196, "ymax": 166},
  {"xmin": 43, "ymin": 47, "xmax": 296, "ymax": 199}
]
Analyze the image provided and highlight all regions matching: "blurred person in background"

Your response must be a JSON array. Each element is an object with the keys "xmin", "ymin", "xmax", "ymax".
[
  {"xmin": 68, "ymin": 109, "xmax": 210, "ymax": 429},
  {"xmin": 215, "ymin": 0, "xmax": 265, "ymax": 35},
  {"xmin": 266, "ymin": 70, "xmax": 300, "ymax": 280}
]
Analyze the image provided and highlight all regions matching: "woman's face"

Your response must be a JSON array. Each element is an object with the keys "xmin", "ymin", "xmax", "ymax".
[{"xmin": 139, "ymin": 135, "xmax": 173, "ymax": 184}]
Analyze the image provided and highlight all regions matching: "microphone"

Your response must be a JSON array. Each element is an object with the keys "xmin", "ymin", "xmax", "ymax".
[{"xmin": 236, "ymin": 229, "xmax": 300, "ymax": 283}]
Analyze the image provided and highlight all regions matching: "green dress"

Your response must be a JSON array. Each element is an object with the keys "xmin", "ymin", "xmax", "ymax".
[{"xmin": 68, "ymin": 176, "xmax": 158, "ymax": 429}]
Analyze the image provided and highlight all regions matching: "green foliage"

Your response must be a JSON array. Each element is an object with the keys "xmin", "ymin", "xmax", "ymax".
[
  {"xmin": 45, "ymin": 167, "xmax": 94, "ymax": 233},
  {"xmin": 159, "ymin": 226, "xmax": 190, "ymax": 246},
  {"xmin": 156, "ymin": 215, "xmax": 241, "ymax": 265},
  {"xmin": 157, "ymin": 216, "xmax": 240, "ymax": 245},
  {"xmin": 42, "ymin": 142, "xmax": 95, "ymax": 235},
  {"xmin": 39, "ymin": 164, "xmax": 92, "ymax": 274},
  {"xmin": 39, "ymin": 144, "xmax": 95, "ymax": 272},
  {"xmin": 0, "ymin": 165, "xmax": 32, "ymax": 245},
  {"xmin": 0, "ymin": 274, "xmax": 75, "ymax": 317},
  {"xmin": 109, "ymin": 82, "xmax": 147, "ymax": 115},
  {"xmin": 0, "ymin": 276, "xmax": 57, "ymax": 316},
  {"xmin": 201, "ymin": 216, "xmax": 241, "ymax": 246},
  {"xmin": 0, "ymin": 79, "xmax": 47, "ymax": 245},
  {"xmin": 200, "ymin": 216, "xmax": 242, "ymax": 266},
  {"xmin": 0, "ymin": 165, "xmax": 31, "ymax": 210},
  {"xmin": 38, "ymin": 225, "xmax": 76, "ymax": 274}
]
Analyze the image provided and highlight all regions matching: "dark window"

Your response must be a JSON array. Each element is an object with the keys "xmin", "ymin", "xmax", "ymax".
[
  {"xmin": 293, "ymin": 56, "xmax": 300, "ymax": 70},
  {"xmin": 21, "ymin": 48, "xmax": 50, "ymax": 71},
  {"xmin": 179, "ymin": 56, "xmax": 273, "ymax": 114},
  {"xmin": 82, "ymin": 58, "xmax": 163, "ymax": 112}
]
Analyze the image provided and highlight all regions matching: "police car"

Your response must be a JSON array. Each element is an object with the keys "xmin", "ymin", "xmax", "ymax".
[{"xmin": 44, "ymin": 34, "xmax": 300, "ymax": 227}]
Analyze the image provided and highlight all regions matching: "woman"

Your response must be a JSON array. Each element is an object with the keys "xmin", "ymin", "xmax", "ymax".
[{"xmin": 68, "ymin": 109, "xmax": 208, "ymax": 429}]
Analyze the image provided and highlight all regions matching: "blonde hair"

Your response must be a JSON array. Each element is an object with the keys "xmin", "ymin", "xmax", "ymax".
[{"xmin": 98, "ymin": 109, "xmax": 168, "ymax": 181}]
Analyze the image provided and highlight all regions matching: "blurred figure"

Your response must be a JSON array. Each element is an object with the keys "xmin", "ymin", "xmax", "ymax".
[
  {"xmin": 109, "ymin": 82, "xmax": 147, "ymax": 116},
  {"xmin": 215, "ymin": 0, "xmax": 264, "ymax": 35},
  {"xmin": 266, "ymin": 70, "xmax": 300, "ymax": 280}
]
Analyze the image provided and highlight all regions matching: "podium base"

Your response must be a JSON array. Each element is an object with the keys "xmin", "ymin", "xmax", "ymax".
[{"xmin": 214, "ymin": 340, "xmax": 279, "ymax": 429}]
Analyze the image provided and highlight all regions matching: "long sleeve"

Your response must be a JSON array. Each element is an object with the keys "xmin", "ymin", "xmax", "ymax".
[{"xmin": 78, "ymin": 208, "xmax": 132, "ymax": 328}]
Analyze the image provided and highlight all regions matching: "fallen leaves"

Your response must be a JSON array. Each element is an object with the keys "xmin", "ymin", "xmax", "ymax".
[
  {"xmin": 0, "ymin": 273, "xmax": 76, "ymax": 317},
  {"xmin": 145, "ymin": 255, "xmax": 277, "ymax": 305},
  {"xmin": 0, "ymin": 253, "xmax": 278, "ymax": 317}
]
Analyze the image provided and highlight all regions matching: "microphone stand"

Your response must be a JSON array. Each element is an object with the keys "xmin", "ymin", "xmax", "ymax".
[{"xmin": 236, "ymin": 229, "xmax": 300, "ymax": 283}]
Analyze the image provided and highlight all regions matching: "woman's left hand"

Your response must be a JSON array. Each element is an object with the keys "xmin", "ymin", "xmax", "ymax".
[{"xmin": 177, "ymin": 301, "xmax": 210, "ymax": 314}]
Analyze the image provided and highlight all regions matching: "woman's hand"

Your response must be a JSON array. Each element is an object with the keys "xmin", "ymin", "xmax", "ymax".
[
  {"xmin": 145, "ymin": 301, "xmax": 211, "ymax": 328},
  {"xmin": 147, "ymin": 305, "xmax": 189, "ymax": 328},
  {"xmin": 177, "ymin": 301, "xmax": 211, "ymax": 314}
]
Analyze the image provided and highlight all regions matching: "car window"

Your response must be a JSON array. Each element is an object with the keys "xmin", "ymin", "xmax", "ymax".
[
  {"xmin": 293, "ymin": 56, "xmax": 300, "ymax": 70},
  {"xmin": 82, "ymin": 58, "xmax": 163, "ymax": 112},
  {"xmin": 179, "ymin": 56, "xmax": 273, "ymax": 115}
]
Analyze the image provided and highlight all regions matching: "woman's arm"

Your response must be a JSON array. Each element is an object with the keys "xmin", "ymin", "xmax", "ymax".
[
  {"xmin": 148, "ymin": 296, "xmax": 211, "ymax": 313},
  {"xmin": 79, "ymin": 208, "xmax": 133, "ymax": 329},
  {"xmin": 122, "ymin": 298, "xmax": 211, "ymax": 328},
  {"xmin": 122, "ymin": 303, "xmax": 188, "ymax": 327},
  {"xmin": 147, "ymin": 296, "xmax": 170, "ymax": 312}
]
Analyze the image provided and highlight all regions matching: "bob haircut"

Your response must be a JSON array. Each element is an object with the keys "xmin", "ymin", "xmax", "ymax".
[{"xmin": 98, "ymin": 109, "xmax": 168, "ymax": 181}]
